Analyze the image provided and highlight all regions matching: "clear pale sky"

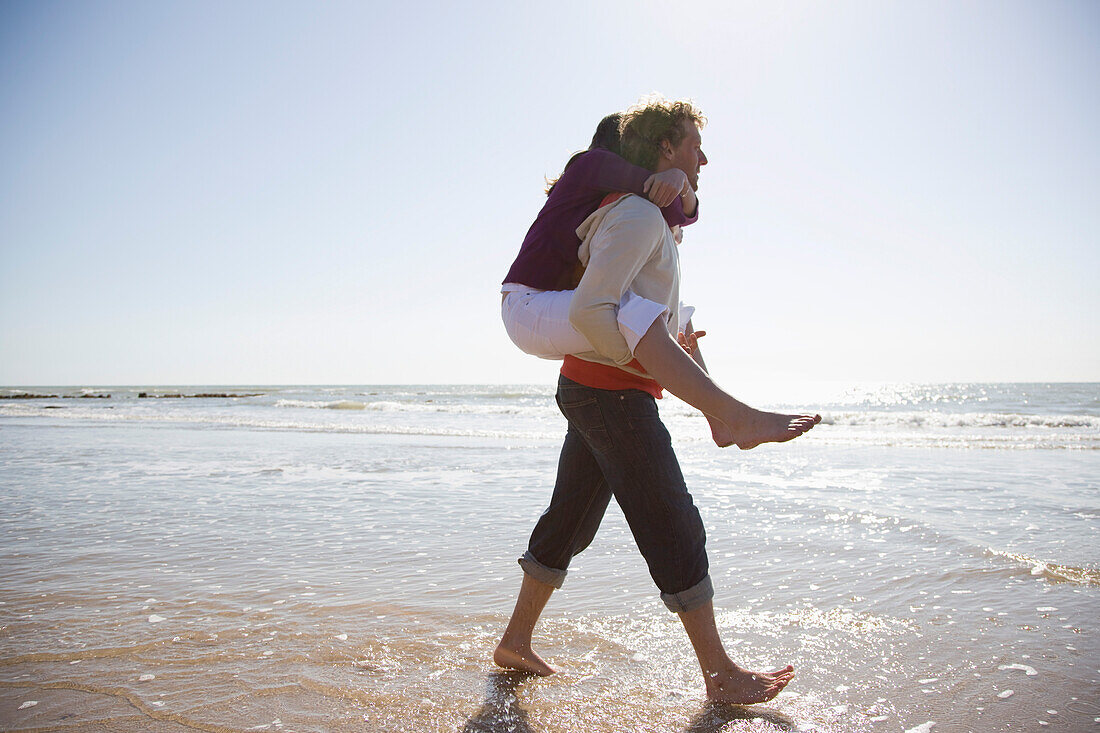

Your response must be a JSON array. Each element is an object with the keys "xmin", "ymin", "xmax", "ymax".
[{"xmin": 1, "ymin": 1, "xmax": 1097, "ymax": 385}]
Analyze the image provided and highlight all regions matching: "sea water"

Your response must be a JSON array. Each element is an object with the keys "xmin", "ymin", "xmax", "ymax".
[{"xmin": 0, "ymin": 383, "xmax": 1097, "ymax": 731}]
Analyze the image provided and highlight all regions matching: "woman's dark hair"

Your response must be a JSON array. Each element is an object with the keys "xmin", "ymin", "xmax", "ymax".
[
  {"xmin": 589, "ymin": 113, "xmax": 623, "ymax": 155},
  {"xmin": 545, "ymin": 113, "xmax": 623, "ymax": 196}
]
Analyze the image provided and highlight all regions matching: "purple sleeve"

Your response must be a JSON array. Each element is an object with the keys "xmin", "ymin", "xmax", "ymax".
[
  {"xmin": 661, "ymin": 197, "xmax": 699, "ymax": 229},
  {"xmin": 567, "ymin": 149, "xmax": 700, "ymax": 228},
  {"xmin": 565, "ymin": 148, "xmax": 650, "ymax": 194}
]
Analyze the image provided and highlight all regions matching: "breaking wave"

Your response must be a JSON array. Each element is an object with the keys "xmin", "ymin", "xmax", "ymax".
[
  {"xmin": 821, "ymin": 411, "xmax": 1100, "ymax": 430},
  {"xmin": 986, "ymin": 549, "xmax": 1100, "ymax": 586}
]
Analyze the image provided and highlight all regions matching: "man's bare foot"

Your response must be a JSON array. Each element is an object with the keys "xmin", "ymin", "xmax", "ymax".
[
  {"xmin": 493, "ymin": 642, "xmax": 556, "ymax": 677},
  {"xmin": 705, "ymin": 664, "xmax": 795, "ymax": 705}
]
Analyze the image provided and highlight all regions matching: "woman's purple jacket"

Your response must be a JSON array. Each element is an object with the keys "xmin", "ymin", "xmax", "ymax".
[{"xmin": 502, "ymin": 149, "xmax": 697, "ymax": 291}]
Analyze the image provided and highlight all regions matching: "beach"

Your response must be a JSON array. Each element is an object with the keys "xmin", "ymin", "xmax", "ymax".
[{"xmin": 1, "ymin": 383, "xmax": 1097, "ymax": 732}]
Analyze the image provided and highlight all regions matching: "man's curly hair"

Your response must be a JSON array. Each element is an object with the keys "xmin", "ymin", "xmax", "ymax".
[{"xmin": 619, "ymin": 97, "xmax": 706, "ymax": 171}]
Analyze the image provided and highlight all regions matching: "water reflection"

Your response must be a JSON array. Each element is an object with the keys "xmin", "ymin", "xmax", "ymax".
[
  {"xmin": 683, "ymin": 701, "xmax": 796, "ymax": 732},
  {"xmin": 462, "ymin": 671, "xmax": 536, "ymax": 733}
]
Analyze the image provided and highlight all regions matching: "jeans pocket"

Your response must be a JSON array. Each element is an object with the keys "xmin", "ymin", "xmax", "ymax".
[
  {"xmin": 619, "ymin": 390, "xmax": 661, "ymax": 430},
  {"xmin": 556, "ymin": 390, "xmax": 613, "ymax": 453}
]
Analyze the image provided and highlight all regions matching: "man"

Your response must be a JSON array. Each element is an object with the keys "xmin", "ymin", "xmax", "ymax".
[{"xmin": 494, "ymin": 98, "xmax": 812, "ymax": 705}]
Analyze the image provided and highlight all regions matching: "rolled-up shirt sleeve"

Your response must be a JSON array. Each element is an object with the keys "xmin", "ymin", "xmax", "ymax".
[{"xmin": 569, "ymin": 200, "xmax": 666, "ymax": 365}]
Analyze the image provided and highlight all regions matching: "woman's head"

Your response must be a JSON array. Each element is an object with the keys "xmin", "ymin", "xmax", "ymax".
[
  {"xmin": 546, "ymin": 112, "xmax": 626, "ymax": 195},
  {"xmin": 589, "ymin": 113, "xmax": 623, "ymax": 155}
]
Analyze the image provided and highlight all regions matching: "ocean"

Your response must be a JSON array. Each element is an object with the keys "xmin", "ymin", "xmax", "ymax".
[{"xmin": 1, "ymin": 383, "xmax": 1097, "ymax": 732}]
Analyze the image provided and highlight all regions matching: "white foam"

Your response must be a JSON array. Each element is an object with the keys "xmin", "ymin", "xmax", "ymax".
[
  {"xmin": 272, "ymin": 398, "xmax": 541, "ymax": 416},
  {"xmin": 999, "ymin": 663, "xmax": 1038, "ymax": 676},
  {"xmin": 139, "ymin": 673, "xmax": 155, "ymax": 681},
  {"xmin": 824, "ymin": 410, "xmax": 1100, "ymax": 430},
  {"xmin": 274, "ymin": 399, "xmax": 365, "ymax": 410},
  {"xmin": 904, "ymin": 723, "xmax": 935, "ymax": 733},
  {"xmin": 0, "ymin": 403, "xmax": 547, "ymax": 441},
  {"xmin": 148, "ymin": 614, "xmax": 166, "ymax": 623},
  {"xmin": 998, "ymin": 689, "xmax": 1015, "ymax": 699},
  {"xmin": 18, "ymin": 701, "xmax": 38, "ymax": 709}
]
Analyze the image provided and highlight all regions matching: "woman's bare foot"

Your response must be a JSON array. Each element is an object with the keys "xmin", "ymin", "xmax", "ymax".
[
  {"xmin": 493, "ymin": 642, "xmax": 557, "ymax": 677},
  {"xmin": 707, "ymin": 411, "xmax": 819, "ymax": 449},
  {"xmin": 705, "ymin": 664, "xmax": 795, "ymax": 705},
  {"xmin": 715, "ymin": 410, "xmax": 820, "ymax": 450},
  {"xmin": 706, "ymin": 414, "xmax": 735, "ymax": 447}
]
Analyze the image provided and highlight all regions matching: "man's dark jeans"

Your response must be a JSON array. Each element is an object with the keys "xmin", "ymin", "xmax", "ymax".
[{"xmin": 520, "ymin": 375, "xmax": 713, "ymax": 613}]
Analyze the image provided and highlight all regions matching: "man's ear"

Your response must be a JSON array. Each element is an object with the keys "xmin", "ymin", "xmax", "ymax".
[{"xmin": 660, "ymin": 138, "xmax": 674, "ymax": 160}]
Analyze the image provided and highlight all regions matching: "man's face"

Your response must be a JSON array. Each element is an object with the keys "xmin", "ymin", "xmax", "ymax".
[{"xmin": 668, "ymin": 121, "xmax": 707, "ymax": 191}]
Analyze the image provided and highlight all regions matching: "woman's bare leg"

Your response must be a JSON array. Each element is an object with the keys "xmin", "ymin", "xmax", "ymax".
[{"xmin": 633, "ymin": 321, "xmax": 820, "ymax": 449}]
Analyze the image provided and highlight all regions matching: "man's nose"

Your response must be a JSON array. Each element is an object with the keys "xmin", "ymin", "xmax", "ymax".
[{"xmin": 698, "ymin": 149, "xmax": 708, "ymax": 165}]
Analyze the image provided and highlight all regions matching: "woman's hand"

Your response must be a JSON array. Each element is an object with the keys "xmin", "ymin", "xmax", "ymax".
[
  {"xmin": 679, "ymin": 184, "xmax": 697, "ymax": 217},
  {"xmin": 643, "ymin": 169, "xmax": 689, "ymax": 208},
  {"xmin": 677, "ymin": 328, "xmax": 706, "ymax": 355}
]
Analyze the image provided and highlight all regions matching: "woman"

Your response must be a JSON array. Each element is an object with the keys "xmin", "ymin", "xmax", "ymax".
[{"xmin": 500, "ymin": 113, "xmax": 697, "ymax": 361}]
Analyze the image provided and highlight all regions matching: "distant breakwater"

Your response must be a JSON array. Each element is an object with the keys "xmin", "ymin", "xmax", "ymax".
[{"xmin": 0, "ymin": 392, "xmax": 262, "ymax": 400}]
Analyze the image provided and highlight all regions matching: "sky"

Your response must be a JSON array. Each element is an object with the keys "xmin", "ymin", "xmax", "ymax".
[{"xmin": 1, "ymin": 0, "xmax": 1097, "ymax": 385}]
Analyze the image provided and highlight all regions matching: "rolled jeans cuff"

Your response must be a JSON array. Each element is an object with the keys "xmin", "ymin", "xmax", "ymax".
[
  {"xmin": 518, "ymin": 551, "xmax": 566, "ymax": 589},
  {"xmin": 660, "ymin": 574, "xmax": 713, "ymax": 613}
]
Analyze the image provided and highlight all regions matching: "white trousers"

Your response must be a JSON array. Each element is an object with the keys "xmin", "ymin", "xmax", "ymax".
[{"xmin": 501, "ymin": 286, "xmax": 692, "ymax": 361}]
